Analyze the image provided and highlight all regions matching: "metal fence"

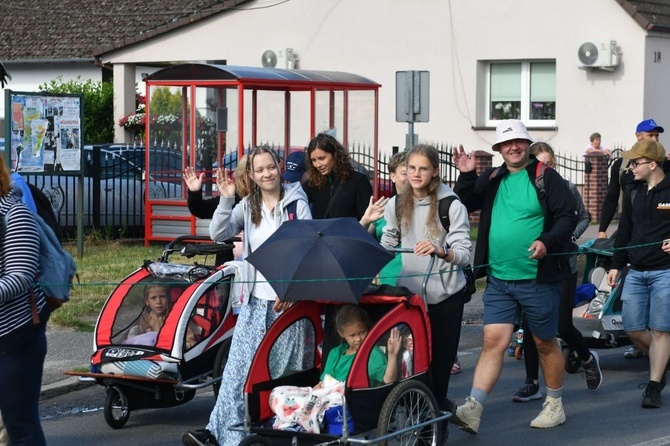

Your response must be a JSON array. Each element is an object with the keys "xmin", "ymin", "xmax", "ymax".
[{"xmin": 21, "ymin": 141, "xmax": 624, "ymax": 239}]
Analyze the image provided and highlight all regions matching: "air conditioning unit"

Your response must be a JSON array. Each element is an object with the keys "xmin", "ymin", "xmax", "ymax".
[
  {"xmin": 260, "ymin": 48, "xmax": 298, "ymax": 69},
  {"xmin": 577, "ymin": 40, "xmax": 620, "ymax": 71}
]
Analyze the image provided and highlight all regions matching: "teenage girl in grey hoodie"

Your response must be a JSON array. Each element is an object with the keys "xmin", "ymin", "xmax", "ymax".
[
  {"xmin": 183, "ymin": 146, "xmax": 312, "ymax": 446},
  {"xmin": 381, "ymin": 144, "xmax": 472, "ymax": 414}
]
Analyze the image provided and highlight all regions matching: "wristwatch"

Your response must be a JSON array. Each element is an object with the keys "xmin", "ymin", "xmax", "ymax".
[{"xmin": 442, "ymin": 244, "xmax": 450, "ymax": 259}]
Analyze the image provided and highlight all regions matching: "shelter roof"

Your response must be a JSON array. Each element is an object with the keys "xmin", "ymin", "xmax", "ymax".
[{"xmin": 145, "ymin": 64, "xmax": 381, "ymax": 90}]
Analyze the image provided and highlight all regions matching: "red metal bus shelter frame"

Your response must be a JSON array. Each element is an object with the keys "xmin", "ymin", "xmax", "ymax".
[{"xmin": 142, "ymin": 64, "xmax": 381, "ymax": 244}]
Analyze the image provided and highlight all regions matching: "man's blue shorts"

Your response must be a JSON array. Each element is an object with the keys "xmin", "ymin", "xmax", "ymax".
[
  {"xmin": 482, "ymin": 276, "xmax": 561, "ymax": 340},
  {"xmin": 621, "ymin": 268, "xmax": 670, "ymax": 332}
]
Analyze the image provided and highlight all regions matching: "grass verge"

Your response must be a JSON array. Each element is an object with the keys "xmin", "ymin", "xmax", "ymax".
[{"xmin": 52, "ymin": 241, "xmax": 165, "ymax": 331}]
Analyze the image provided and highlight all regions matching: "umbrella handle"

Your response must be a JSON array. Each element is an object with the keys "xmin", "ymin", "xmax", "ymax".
[{"xmin": 386, "ymin": 248, "xmax": 435, "ymax": 309}]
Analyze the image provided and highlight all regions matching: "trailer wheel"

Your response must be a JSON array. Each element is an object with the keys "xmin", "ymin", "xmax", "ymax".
[
  {"xmin": 213, "ymin": 337, "xmax": 232, "ymax": 398},
  {"xmin": 238, "ymin": 435, "xmax": 270, "ymax": 446},
  {"xmin": 104, "ymin": 385, "xmax": 130, "ymax": 429},
  {"xmin": 377, "ymin": 380, "xmax": 441, "ymax": 446},
  {"xmin": 563, "ymin": 347, "xmax": 582, "ymax": 374}
]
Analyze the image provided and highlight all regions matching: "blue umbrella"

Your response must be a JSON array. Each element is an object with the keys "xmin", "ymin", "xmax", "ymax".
[{"xmin": 246, "ymin": 217, "xmax": 393, "ymax": 303}]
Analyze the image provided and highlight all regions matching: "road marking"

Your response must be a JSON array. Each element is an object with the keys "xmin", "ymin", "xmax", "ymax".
[{"xmin": 631, "ymin": 436, "xmax": 670, "ymax": 446}]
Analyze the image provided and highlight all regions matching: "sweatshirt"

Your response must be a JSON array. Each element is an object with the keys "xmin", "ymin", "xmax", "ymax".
[
  {"xmin": 209, "ymin": 182, "xmax": 312, "ymax": 302},
  {"xmin": 380, "ymin": 184, "xmax": 472, "ymax": 304},
  {"xmin": 612, "ymin": 173, "xmax": 670, "ymax": 271}
]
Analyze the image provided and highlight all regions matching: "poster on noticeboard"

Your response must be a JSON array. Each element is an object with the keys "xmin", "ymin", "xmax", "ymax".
[{"xmin": 4, "ymin": 90, "xmax": 83, "ymax": 173}]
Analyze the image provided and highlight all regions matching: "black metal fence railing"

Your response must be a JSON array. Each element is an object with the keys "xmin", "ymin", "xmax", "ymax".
[{"xmin": 21, "ymin": 141, "xmax": 618, "ymax": 239}]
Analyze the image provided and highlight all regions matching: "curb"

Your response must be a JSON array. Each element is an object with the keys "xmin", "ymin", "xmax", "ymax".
[{"xmin": 40, "ymin": 376, "xmax": 96, "ymax": 401}]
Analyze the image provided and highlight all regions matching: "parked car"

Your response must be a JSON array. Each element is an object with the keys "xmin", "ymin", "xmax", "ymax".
[{"xmin": 23, "ymin": 145, "xmax": 184, "ymax": 234}]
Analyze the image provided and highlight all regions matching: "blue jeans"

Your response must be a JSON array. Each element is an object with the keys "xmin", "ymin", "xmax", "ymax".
[
  {"xmin": 621, "ymin": 268, "xmax": 670, "ymax": 332},
  {"xmin": 0, "ymin": 324, "xmax": 47, "ymax": 445},
  {"xmin": 482, "ymin": 276, "xmax": 561, "ymax": 340}
]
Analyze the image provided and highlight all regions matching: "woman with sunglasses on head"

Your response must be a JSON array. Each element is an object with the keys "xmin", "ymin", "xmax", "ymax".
[
  {"xmin": 381, "ymin": 144, "xmax": 472, "ymax": 421},
  {"xmin": 182, "ymin": 146, "xmax": 312, "ymax": 446}
]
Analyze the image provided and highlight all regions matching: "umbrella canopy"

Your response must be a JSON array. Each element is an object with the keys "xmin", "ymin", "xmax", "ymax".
[{"xmin": 246, "ymin": 217, "xmax": 393, "ymax": 303}]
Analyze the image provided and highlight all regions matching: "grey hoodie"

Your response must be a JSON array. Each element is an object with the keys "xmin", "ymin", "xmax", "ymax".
[
  {"xmin": 381, "ymin": 184, "xmax": 472, "ymax": 304},
  {"xmin": 209, "ymin": 182, "xmax": 312, "ymax": 301}
]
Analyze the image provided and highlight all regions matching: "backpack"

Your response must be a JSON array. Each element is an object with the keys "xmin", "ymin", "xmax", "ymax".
[
  {"xmin": 1, "ymin": 208, "xmax": 76, "ymax": 313},
  {"xmin": 438, "ymin": 196, "xmax": 477, "ymax": 299},
  {"xmin": 32, "ymin": 213, "xmax": 77, "ymax": 311}
]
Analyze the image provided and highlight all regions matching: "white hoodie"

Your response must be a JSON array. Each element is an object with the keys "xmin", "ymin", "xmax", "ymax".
[
  {"xmin": 381, "ymin": 184, "xmax": 472, "ymax": 304},
  {"xmin": 209, "ymin": 182, "xmax": 312, "ymax": 303}
]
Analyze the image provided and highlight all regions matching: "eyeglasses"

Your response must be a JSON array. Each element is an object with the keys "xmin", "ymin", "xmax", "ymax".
[
  {"xmin": 629, "ymin": 160, "xmax": 654, "ymax": 168},
  {"xmin": 406, "ymin": 166, "xmax": 433, "ymax": 175}
]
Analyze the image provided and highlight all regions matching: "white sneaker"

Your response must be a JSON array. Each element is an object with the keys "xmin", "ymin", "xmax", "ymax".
[
  {"xmin": 451, "ymin": 396, "xmax": 483, "ymax": 434},
  {"xmin": 530, "ymin": 396, "xmax": 566, "ymax": 428},
  {"xmin": 624, "ymin": 346, "xmax": 643, "ymax": 359}
]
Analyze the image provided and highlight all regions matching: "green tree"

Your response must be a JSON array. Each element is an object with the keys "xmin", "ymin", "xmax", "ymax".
[
  {"xmin": 150, "ymin": 87, "xmax": 183, "ymax": 116},
  {"xmin": 39, "ymin": 76, "xmax": 114, "ymax": 144}
]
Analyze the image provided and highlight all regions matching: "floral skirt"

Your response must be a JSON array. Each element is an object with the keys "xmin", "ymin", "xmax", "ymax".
[{"xmin": 206, "ymin": 297, "xmax": 313, "ymax": 445}]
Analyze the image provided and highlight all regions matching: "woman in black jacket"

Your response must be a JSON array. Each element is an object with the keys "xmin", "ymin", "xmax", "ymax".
[
  {"xmin": 302, "ymin": 133, "xmax": 373, "ymax": 221},
  {"xmin": 182, "ymin": 157, "xmax": 250, "ymax": 265}
]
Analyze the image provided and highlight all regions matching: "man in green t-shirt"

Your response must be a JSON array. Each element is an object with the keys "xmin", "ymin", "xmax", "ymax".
[{"xmin": 450, "ymin": 120, "xmax": 576, "ymax": 435}]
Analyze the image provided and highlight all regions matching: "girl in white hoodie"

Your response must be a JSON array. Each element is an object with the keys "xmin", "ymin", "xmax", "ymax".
[
  {"xmin": 183, "ymin": 146, "xmax": 312, "ymax": 446},
  {"xmin": 381, "ymin": 144, "xmax": 472, "ymax": 415}
]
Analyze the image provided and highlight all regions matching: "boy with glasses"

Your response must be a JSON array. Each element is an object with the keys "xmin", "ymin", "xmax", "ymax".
[{"xmin": 607, "ymin": 139, "xmax": 670, "ymax": 408}]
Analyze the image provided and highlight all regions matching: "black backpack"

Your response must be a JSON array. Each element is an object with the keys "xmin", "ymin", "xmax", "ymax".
[
  {"xmin": 27, "ymin": 183, "xmax": 61, "ymax": 244},
  {"xmin": 438, "ymin": 196, "xmax": 477, "ymax": 299}
]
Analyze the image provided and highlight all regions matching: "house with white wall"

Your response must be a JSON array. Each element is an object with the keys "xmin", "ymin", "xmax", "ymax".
[{"xmin": 4, "ymin": 0, "xmax": 670, "ymax": 156}]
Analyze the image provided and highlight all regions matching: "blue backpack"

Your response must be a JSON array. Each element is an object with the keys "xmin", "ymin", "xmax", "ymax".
[
  {"xmin": 32, "ymin": 213, "xmax": 77, "ymax": 311},
  {"xmin": 3, "ymin": 200, "xmax": 77, "ymax": 312}
]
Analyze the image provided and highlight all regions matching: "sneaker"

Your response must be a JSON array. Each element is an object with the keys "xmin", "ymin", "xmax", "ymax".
[
  {"xmin": 451, "ymin": 396, "xmax": 483, "ymax": 434},
  {"xmin": 583, "ymin": 351, "xmax": 603, "ymax": 391},
  {"xmin": 451, "ymin": 361, "xmax": 462, "ymax": 375},
  {"xmin": 530, "ymin": 396, "xmax": 566, "ymax": 429},
  {"xmin": 182, "ymin": 429, "xmax": 219, "ymax": 446},
  {"xmin": 624, "ymin": 346, "xmax": 643, "ymax": 359},
  {"xmin": 642, "ymin": 381, "xmax": 663, "ymax": 409},
  {"xmin": 513, "ymin": 378, "xmax": 542, "ymax": 402}
]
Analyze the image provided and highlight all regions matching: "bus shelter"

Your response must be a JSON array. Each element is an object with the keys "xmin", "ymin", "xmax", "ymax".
[{"xmin": 142, "ymin": 64, "xmax": 381, "ymax": 243}]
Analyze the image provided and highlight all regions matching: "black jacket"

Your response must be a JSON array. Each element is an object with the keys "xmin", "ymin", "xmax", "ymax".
[
  {"xmin": 454, "ymin": 157, "xmax": 576, "ymax": 283},
  {"xmin": 187, "ymin": 190, "xmax": 219, "ymax": 219},
  {"xmin": 612, "ymin": 174, "xmax": 670, "ymax": 271},
  {"xmin": 599, "ymin": 158, "xmax": 670, "ymax": 232},
  {"xmin": 303, "ymin": 170, "xmax": 372, "ymax": 220}
]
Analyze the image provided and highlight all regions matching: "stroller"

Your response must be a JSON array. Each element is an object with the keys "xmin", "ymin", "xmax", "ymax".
[
  {"xmin": 562, "ymin": 237, "xmax": 631, "ymax": 373},
  {"xmin": 230, "ymin": 253, "xmax": 451, "ymax": 446},
  {"xmin": 67, "ymin": 235, "xmax": 240, "ymax": 428}
]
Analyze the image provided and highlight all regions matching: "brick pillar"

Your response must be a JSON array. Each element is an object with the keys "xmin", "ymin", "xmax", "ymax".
[
  {"xmin": 583, "ymin": 154, "xmax": 609, "ymax": 222},
  {"xmin": 468, "ymin": 150, "xmax": 494, "ymax": 225}
]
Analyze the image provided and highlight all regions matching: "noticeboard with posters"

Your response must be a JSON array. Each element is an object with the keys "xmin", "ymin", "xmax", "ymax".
[{"xmin": 4, "ymin": 90, "xmax": 83, "ymax": 174}]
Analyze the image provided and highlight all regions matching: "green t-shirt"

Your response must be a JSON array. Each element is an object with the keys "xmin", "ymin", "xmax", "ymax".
[
  {"xmin": 488, "ymin": 170, "xmax": 544, "ymax": 280},
  {"xmin": 321, "ymin": 343, "xmax": 388, "ymax": 386},
  {"xmin": 374, "ymin": 217, "xmax": 402, "ymax": 286}
]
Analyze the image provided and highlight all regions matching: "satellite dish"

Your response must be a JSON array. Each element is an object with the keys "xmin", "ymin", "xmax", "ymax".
[
  {"xmin": 261, "ymin": 50, "xmax": 277, "ymax": 68},
  {"xmin": 578, "ymin": 42, "xmax": 599, "ymax": 65}
]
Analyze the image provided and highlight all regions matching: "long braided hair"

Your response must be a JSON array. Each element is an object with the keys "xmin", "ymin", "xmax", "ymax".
[
  {"xmin": 396, "ymin": 144, "xmax": 442, "ymax": 237},
  {"xmin": 246, "ymin": 146, "xmax": 284, "ymax": 226}
]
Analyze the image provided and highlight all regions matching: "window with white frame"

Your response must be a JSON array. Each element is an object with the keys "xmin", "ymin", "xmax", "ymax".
[{"xmin": 487, "ymin": 61, "xmax": 556, "ymax": 126}]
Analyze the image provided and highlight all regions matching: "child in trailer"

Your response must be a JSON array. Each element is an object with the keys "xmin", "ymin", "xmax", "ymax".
[{"xmin": 269, "ymin": 305, "xmax": 401, "ymax": 434}]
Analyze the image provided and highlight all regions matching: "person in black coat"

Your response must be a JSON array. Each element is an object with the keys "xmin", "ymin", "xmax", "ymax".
[
  {"xmin": 302, "ymin": 133, "xmax": 373, "ymax": 221},
  {"xmin": 182, "ymin": 157, "xmax": 250, "ymax": 265}
]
